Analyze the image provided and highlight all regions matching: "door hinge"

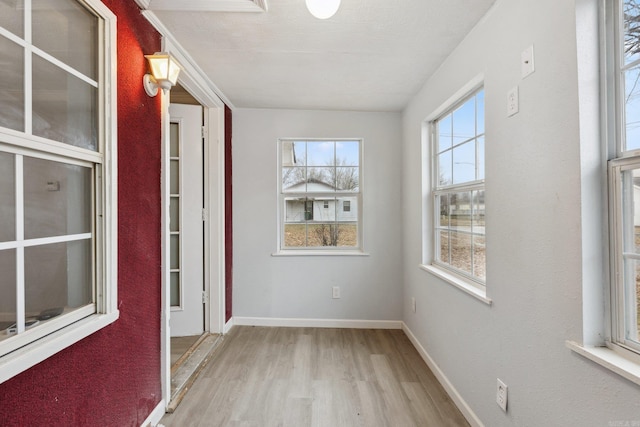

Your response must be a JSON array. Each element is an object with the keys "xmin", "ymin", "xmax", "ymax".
[
  {"xmin": 202, "ymin": 290, "xmax": 209, "ymax": 304},
  {"xmin": 201, "ymin": 126, "xmax": 207, "ymax": 139},
  {"xmin": 201, "ymin": 208, "xmax": 207, "ymax": 221}
]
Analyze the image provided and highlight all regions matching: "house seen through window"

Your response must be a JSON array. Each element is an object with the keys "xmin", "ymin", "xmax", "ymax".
[{"xmin": 279, "ymin": 139, "xmax": 362, "ymax": 250}]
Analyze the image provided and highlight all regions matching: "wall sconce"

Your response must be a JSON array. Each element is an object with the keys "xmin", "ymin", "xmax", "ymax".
[
  {"xmin": 306, "ymin": 0, "xmax": 340, "ymax": 19},
  {"xmin": 143, "ymin": 52, "xmax": 181, "ymax": 97}
]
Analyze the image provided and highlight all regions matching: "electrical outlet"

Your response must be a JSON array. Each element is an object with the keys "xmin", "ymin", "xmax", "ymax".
[
  {"xmin": 496, "ymin": 378, "xmax": 508, "ymax": 412},
  {"xmin": 411, "ymin": 297, "xmax": 416, "ymax": 313},
  {"xmin": 507, "ymin": 86, "xmax": 519, "ymax": 117},
  {"xmin": 332, "ymin": 286, "xmax": 340, "ymax": 299}
]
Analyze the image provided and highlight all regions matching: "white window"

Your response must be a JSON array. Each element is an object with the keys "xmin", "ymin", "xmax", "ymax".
[
  {"xmin": 607, "ymin": 0, "xmax": 640, "ymax": 359},
  {"xmin": 278, "ymin": 139, "xmax": 362, "ymax": 252},
  {"xmin": 431, "ymin": 88, "xmax": 485, "ymax": 286},
  {"xmin": 0, "ymin": 0, "xmax": 117, "ymax": 382}
]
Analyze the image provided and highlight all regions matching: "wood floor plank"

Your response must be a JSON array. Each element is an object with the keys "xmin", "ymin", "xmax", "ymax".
[{"xmin": 161, "ymin": 326, "xmax": 469, "ymax": 427}]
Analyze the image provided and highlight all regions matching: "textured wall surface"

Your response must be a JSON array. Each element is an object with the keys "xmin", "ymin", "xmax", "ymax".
[{"xmin": 0, "ymin": 1, "xmax": 163, "ymax": 425}]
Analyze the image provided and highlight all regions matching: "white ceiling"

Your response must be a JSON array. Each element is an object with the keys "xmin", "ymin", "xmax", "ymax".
[{"xmin": 141, "ymin": 0, "xmax": 496, "ymax": 112}]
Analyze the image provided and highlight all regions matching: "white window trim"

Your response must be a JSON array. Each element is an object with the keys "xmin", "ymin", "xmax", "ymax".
[
  {"xmin": 274, "ymin": 138, "xmax": 366, "ymax": 256},
  {"xmin": 0, "ymin": 0, "xmax": 118, "ymax": 384},
  {"xmin": 420, "ymin": 76, "xmax": 488, "ymax": 302}
]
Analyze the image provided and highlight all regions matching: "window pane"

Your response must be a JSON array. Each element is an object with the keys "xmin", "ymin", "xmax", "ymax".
[
  {"xmin": 437, "ymin": 230, "xmax": 449, "ymax": 264},
  {"xmin": 338, "ymin": 197, "xmax": 357, "ymax": 220},
  {"xmin": 32, "ymin": 0, "xmax": 98, "ymax": 79},
  {"xmin": 170, "ymin": 160, "xmax": 179, "ymax": 194},
  {"xmin": 336, "ymin": 224, "xmax": 357, "ymax": 247},
  {"xmin": 473, "ymin": 235, "xmax": 486, "ymax": 281},
  {"xmin": 282, "ymin": 167, "xmax": 306, "ymax": 192},
  {"xmin": 623, "ymin": 258, "xmax": 640, "ymax": 344},
  {"xmin": 307, "ymin": 223, "xmax": 338, "ymax": 247},
  {"xmin": 438, "ymin": 114, "xmax": 452, "ymax": 152},
  {"xmin": 24, "ymin": 157, "xmax": 92, "ymax": 240},
  {"xmin": 283, "ymin": 141, "xmax": 306, "ymax": 166},
  {"xmin": 285, "ymin": 198, "xmax": 308, "ymax": 222},
  {"xmin": 170, "ymin": 234, "xmax": 179, "ymax": 270},
  {"xmin": 472, "ymin": 190, "xmax": 486, "ymax": 230},
  {"xmin": 0, "ymin": 249, "xmax": 16, "ymax": 342},
  {"xmin": 308, "ymin": 167, "xmax": 333, "ymax": 189},
  {"xmin": 438, "ymin": 151, "xmax": 452, "ymax": 187},
  {"xmin": 170, "ymin": 272, "xmax": 180, "ymax": 307},
  {"xmin": 450, "ymin": 192, "xmax": 471, "ymax": 231},
  {"xmin": 624, "ymin": 0, "xmax": 640, "ymax": 65},
  {"xmin": 452, "ymin": 141, "xmax": 476, "ymax": 185},
  {"xmin": 24, "ymin": 239, "xmax": 92, "ymax": 315},
  {"xmin": 170, "ymin": 123, "xmax": 179, "ymax": 157},
  {"xmin": 336, "ymin": 141, "xmax": 359, "ymax": 166},
  {"xmin": 335, "ymin": 167, "xmax": 359, "ymax": 191},
  {"xmin": 476, "ymin": 90, "xmax": 485, "ymax": 135},
  {"xmin": 170, "ymin": 197, "xmax": 179, "ymax": 232},
  {"xmin": 624, "ymin": 66, "xmax": 640, "ymax": 152},
  {"xmin": 283, "ymin": 223, "xmax": 306, "ymax": 247},
  {"xmin": 0, "ymin": 0, "xmax": 24, "ymax": 37},
  {"xmin": 452, "ymin": 98, "xmax": 476, "ymax": 146},
  {"xmin": 0, "ymin": 152, "xmax": 16, "ymax": 242},
  {"xmin": 450, "ymin": 231, "xmax": 472, "ymax": 274},
  {"xmin": 436, "ymin": 194, "xmax": 450, "ymax": 228},
  {"xmin": 477, "ymin": 136, "xmax": 485, "ymax": 180},
  {"xmin": 32, "ymin": 54, "xmax": 97, "ymax": 150},
  {"xmin": 0, "ymin": 35, "xmax": 25, "ymax": 132},
  {"xmin": 307, "ymin": 141, "xmax": 334, "ymax": 166}
]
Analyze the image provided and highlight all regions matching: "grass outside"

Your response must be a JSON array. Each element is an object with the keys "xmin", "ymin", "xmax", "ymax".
[{"xmin": 284, "ymin": 223, "xmax": 357, "ymax": 248}]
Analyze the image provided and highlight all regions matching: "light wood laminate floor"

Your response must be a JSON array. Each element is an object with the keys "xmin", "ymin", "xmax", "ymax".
[{"xmin": 161, "ymin": 326, "xmax": 469, "ymax": 427}]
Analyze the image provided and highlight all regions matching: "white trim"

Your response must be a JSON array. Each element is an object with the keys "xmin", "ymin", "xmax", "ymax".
[
  {"xmin": 141, "ymin": 0, "xmax": 267, "ymax": 12},
  {"xmin": 223, "ymin": 317, "xmax": 234, "ymax": 334},
  {"xmin": 140, "ymin": 11, "xmax": 233, "ymax": 109},
  {"xmin": 140, "ymin": 398, "xmax": 166, "ymax": 427},
  {"xmin": 0, "ymin": 311, "xmax": 119, "ymax": 384},
  {"xmin": 566, "ymin": 341, "xmax": 640, "ymax": 387},
  {"xmin": 272, "ymin": 250, "xmax": 369, "ymax": 257},
  {"xmin": 233, "ymin": 317, "xmax": 403, "ymax": 329},
  {"xmin": 402, "ymin": 323, "xmax": 484, "ymax": 427},
  {"xmin": 420, "ymin": 264, "xmax": 492, "ymax": 305}
]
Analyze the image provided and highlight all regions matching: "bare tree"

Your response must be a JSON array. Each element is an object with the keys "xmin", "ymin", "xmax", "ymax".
[{"xmin": 625, "ymin": 1, "xmax": 640, "ymax": 58}]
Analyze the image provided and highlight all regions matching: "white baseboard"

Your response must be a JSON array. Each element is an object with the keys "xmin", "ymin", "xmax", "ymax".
[
  {"xmin": 401, "ymin": 323, "xmax": 483, "ymax": 427},
  {"xmin": 223, "ymin": 317, "xmax": 234, "ymax": 334},
  {"xmin": 233, "ymin": 316, "xmax": 403, "ymax": 329},
  {"xmin": 140, "ymin": 399, "xmax": 166, "ymax": 427}
]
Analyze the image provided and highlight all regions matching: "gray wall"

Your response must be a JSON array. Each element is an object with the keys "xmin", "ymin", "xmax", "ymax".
[
  {"xmin": 233, "ymin": 108, "xmax": 403, "ymax": 321},
  {"xmin": 402, "ymin": 0, "xmax": 640, "ymax": 425}
]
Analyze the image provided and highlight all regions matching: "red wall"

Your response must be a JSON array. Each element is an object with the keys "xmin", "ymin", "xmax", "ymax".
[
  {"xmin": 225, "ymin": 106, "xmax": 233, "ymax": 322},
  {"xmin": 0, "ymin": 2, "xmax": 164, "ymax": 425}
]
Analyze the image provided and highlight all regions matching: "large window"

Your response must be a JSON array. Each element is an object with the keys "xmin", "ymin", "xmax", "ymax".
[
  {"xmin": 0, "ymin": 0, "xmax": 117, "ymax": 381},
  {"xmin": 608, "ymin": 0, "xmax": 640, "ymax": 358},
  {"xmin": 431, "ymin": 88, "xmax": 485, "ymax": 285},
  {"xmin": 278, "ymin": 139, "xmax": 362, "ymax": 252}
]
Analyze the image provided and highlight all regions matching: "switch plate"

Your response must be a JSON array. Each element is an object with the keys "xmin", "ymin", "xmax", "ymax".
[
  {"xmin": 411, "ymin": 297, "xmax": 416, "ymax": 313},
  {"xmin": 507, "ymin": 86, "xmax": 519, "ymax": 117},
  {"xmin": 496, "ymin": 378, "xmax": 508, "ymax": 412},
  {"xmin": 521, "ymin": 45, "xmax": 535, "ymax": 78},
  {"xmin": 332, "ymin": 286, "xmax": 340, "ymax": 299}
]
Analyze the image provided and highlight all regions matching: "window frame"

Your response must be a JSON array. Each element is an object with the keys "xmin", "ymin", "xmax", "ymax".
[
  {"xmin": 606, "ymin": 0, "xmax": 640, "ymax": 361},
  {"xmin": 0, "ymin": 0, "xmax": 118, "ymax": 384},
  {"xmin": 429, "ymin": 87, "xmax": 486, "ymax": 289},
  {"xmin": 275, "ymin": 138, "xmax": 365, "ymax": 256}
]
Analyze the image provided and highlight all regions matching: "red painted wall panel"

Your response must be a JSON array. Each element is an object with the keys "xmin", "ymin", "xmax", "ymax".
[
  {"xmin": 225, "ymin": 106, "xmax": 233, "ymax": 322},
  {"xmin": 0, "ymin": 2, "xmax": 163, "ymax": 426}
]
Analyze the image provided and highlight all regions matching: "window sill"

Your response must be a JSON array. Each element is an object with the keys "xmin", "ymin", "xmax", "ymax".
[
  {"xmin": 272, "ymin": 250, "xmax": 370, "ymax": 257},
  {"xmin": 566, "ymin": 341, "xmax": 640, "ymax": 387},
  {"xmin": 0, "ymin": 310, "xmax": 119, "ymax": 384},
  {"xmin": 419, "ymin": 264, "xmax": 492, "ymax": 305}
]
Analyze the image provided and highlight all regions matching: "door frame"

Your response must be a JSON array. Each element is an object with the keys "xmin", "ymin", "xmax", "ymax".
[{"xmin": 149, "ymin": 27, "xmax": 229, "ymax": 406}]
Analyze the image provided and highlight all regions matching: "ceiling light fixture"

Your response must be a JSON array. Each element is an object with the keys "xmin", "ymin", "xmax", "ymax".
[
  {"xmin": 143, "ymin": 52, "xmax": 181, "ymax": 97},
  {"xmin": 305, "ymin": 0, "xmax": 340, "ymax": 19}
]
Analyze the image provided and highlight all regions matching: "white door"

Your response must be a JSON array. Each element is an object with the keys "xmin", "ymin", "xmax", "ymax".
[{"xmin": 169, "ymin": 103, "xmax": 204, "ymax": 337}]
